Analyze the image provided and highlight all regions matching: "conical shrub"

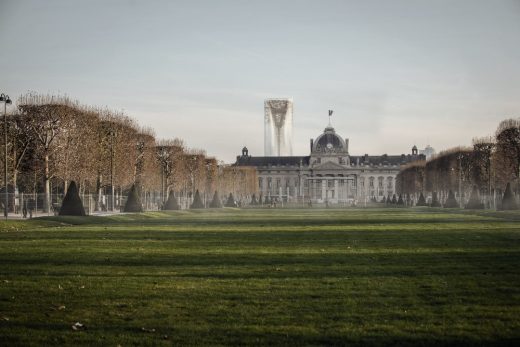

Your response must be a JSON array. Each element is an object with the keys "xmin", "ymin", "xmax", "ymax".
[
  {"xmin": 444, "ymin": 190, "xmax": 458, "ymax": 208},
  {"xmin": 190, "ymin": 189, "xmax": 205, "ymax": 209},
  {"xmin": 501, "ymin": 182, "xmax": 517, "ymax": 210},
  {"xmin": 391, "ymin": 194, "xmax": 397, "ymax": 204},
  {"xmin": 250, "ymin": 193, "xmax": 258, "ymax": 205},
  {"xmin": 59, "ymin": 181, "xmax": 85, "ymax": 216},
  {"xmin": 431, "ymin": 192, "xmax": 441, "ymax": 207},
  {"xmin": 417, "ymin": 192, "xmax": 427, "ymax": 206},
  {"xmin": 124, "ymin": 184, "xmax": 143, "ymax": 212},
  {"xmin": 397, "ymin": 194, "xmax": 404, "ymax": 205},
  {"xmin": 465, "ymin": 186, "xmax": 484, "ymax": 209},
  {"xmin": 381, "ymin": 196, "xmax": 386, "ymax": 203},
  {"xmin": 163, "ymin": 190, "xmax": 180, "ymax": 210},
  {"xmin": 209, "ymin": 191, "xmax": 223, "ymax": 208},
  {"xmin": 225, "ymin": 193, "xmax": 236, "ymax": 207}
]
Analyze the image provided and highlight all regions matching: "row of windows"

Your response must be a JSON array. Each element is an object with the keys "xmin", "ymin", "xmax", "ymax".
[
  {"xmin": 259, "ymin": 177, "xmax": 299, "ymax": 189},
  {"xmin": 363, "ymin": 176, "xmax": 394, "ymax": 189},
  {"xmin": 259, "ymin": 176, "xmax": 395, "ymax": 190}
]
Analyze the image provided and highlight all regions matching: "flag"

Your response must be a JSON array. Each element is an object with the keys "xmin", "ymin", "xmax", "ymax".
[{"xmin": 328, "ymin": 110, "xmax": 333, "ymax": 116}]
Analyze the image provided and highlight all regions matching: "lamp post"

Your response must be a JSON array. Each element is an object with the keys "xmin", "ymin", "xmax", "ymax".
[
  {"xmin": 109, "ymin": 129, "xmax": 114, "ymax": 212},
  {"xmin": 458, "ymin": 154, "xmax": 463, "ymax": 208},
  {"xmin": 1, "ymin": 93, "xmax": 12, "ymax": 219}
]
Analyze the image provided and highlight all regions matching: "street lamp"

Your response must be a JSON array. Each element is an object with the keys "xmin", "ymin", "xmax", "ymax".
[{"xmin": 1, "ymin": 93, "xmax": 12, "ymax": 219}]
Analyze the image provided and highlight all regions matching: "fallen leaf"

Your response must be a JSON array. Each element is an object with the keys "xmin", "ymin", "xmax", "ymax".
[{"xmin": 72, "ymin": 322, "xmax": 85, "ymax": 331}]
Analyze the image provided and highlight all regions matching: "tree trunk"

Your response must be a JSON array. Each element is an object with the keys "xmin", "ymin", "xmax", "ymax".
[{"xmin": 96, "ymin": 171, "xmax": 102, "ymax": 211}]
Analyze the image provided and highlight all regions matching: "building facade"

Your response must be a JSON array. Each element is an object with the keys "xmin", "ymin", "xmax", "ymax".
[
  {"xmin": 264, "ymin": 98, "xmax": 293, "ymax": 156},
  {"xmin": 236, "ymin": 124, "xmax": 423, "ymax": 204}
]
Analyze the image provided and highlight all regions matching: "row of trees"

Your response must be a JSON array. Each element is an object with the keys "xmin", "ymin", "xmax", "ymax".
[
  {"xmin": 396, "ymin": 118, "xmax": 520, "ymax": 209},
  {"xmin": 0, "ymin": 93, "xmax": 257, "ymax": 212}
]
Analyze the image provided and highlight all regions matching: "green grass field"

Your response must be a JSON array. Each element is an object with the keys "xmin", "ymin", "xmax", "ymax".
[{"xmin": 0, "ymin": 208, "xmax": 519, "ymax": 346}]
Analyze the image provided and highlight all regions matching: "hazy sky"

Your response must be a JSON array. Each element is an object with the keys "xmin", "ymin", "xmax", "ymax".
[{"xmin": 1, "ymin": 0, "xmax": 519, "ymax": 162}]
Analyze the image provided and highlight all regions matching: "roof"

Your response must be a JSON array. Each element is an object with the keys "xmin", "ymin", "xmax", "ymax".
[
  {"xmin": 235, "ymin": 156, "xmax": 310, "ymax": 167},
  {"xmin": 351, "ymin": 154, "xmax": 425, "ymax": 166},
  {"xmin": 234, "ymin": 153, "xmax": 424, "ymax": 167}
]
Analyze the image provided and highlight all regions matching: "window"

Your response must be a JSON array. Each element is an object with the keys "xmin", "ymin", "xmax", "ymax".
[{"xmin": 258, "ymin": 177, "xmax": 263, "ymax": 189}]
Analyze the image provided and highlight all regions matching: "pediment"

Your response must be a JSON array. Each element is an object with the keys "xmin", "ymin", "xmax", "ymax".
[{"xmin": 312, "ymin": 161, "xmax": 346, "ymax": 171}]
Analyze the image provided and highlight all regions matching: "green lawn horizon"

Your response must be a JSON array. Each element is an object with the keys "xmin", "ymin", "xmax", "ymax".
[{"xmin": 0, "ymin": 208, "xmax": 519, "ymax": 346}]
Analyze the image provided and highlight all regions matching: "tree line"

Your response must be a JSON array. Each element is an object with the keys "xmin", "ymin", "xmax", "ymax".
[
  {"xmin": 396, "ymin": 118, "xmax": 520, "ymax": 209},
  {"xmin": 0, "ymin": 92, "xmax": 257, "ymax": 212}
]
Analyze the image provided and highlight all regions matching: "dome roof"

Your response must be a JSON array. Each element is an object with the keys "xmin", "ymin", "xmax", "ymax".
[{"xmin": 313, "ymin": 126, "xmax": 347, "ymax": 153}]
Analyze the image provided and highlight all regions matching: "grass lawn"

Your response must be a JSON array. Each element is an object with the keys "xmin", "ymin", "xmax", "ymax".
[{"xmin": 0, "ymin": 208, "xmax": 519, "ymax": 346}]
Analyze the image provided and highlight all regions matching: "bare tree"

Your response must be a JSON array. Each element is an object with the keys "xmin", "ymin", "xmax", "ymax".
[{"xmin": 18, "ymin": 93, "xmax": 78, "ymax": 212}]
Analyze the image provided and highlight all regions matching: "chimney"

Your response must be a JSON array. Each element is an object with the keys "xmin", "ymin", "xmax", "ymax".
[{"xmin": 310, "ymin": 139, "xmax": 314, "ymax": 152}]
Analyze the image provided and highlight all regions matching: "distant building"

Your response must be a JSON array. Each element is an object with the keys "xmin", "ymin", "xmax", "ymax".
[
  {"xmin": 264, "ymin": 98, "xmax": 293, "ymax": 156},
  {"xmin": 419, "ymin": 145, "xmax": 436, "ymax": 160},
  {"xmin": 236, "ymin": 119, "xmax": 424, "ymax": 204}
]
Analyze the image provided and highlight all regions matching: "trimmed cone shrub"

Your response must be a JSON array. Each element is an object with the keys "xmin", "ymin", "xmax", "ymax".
[
  {"xmin": 259, "ymin": 193, "xmax": 263, "ymax": 205},
  {"xmin": 501, "ymin": 182, "xmax": 517, "ymax": 210},
  {"xmin": 124, "ymin": 184, "xmax": 143, "ymax": 212},
  {"xmin": 444, "ymin": 190, "xmax": 458, "ymax": 208},
  {"xmin": 397, "ymin": 194, "xmax": 404, "ymax": 205},
  {"xmin": 163, "ymin": 190, "xmax": 180, "ymax": 210},
  {"xmin": 465, "ymin": 186, "xmax": 484, "ymax": 209},
  {"xmin": 431, "ymin": 192, "xmax": 441, "ymax": 207},
  {"xmin": 190, "ymin": 189, "xmax": 205, "ymax": 209},
  {"xmin": 226, "ymin": 193, "xmax": 236, "ymax": 207},
  {"xmin": 391, "ymin": 194, "xmax": 397, "ymax": 204},
  {"xmin": 250, "ymin": 193, "xmax": 258, "ymax": 205},
  {"xmin": 59, "ymin": 181, "xmax": 85, "ymax": 216},
  {"xmin": 381, "ymin": 196, "xmax": 386, "ymax": 203},
  {"xmin": 417, "ymin": 192, "xmax": 427, "ymax": 206},
  {"xmin": 264, "ymin": 195, "xmax": 270, "ymax": 205},
  {"xmin": 209, "ymin": 191, "xmax": 223, "ymax": 208}
]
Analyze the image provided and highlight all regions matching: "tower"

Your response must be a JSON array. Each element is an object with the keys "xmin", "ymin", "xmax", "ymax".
[{"xmin": 264, "ymin": 98, "xmax": 293, "ymax": 156}]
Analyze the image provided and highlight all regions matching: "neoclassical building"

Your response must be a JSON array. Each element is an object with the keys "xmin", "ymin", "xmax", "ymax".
[{"xmin": 234, "ymin": 124, "xmax": 424, "ymax": 204}]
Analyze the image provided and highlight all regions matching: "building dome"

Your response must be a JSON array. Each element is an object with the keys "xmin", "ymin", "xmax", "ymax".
[{"xmin": 313, "ymin": 126, "xmax": 347, "ymax": 153}]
